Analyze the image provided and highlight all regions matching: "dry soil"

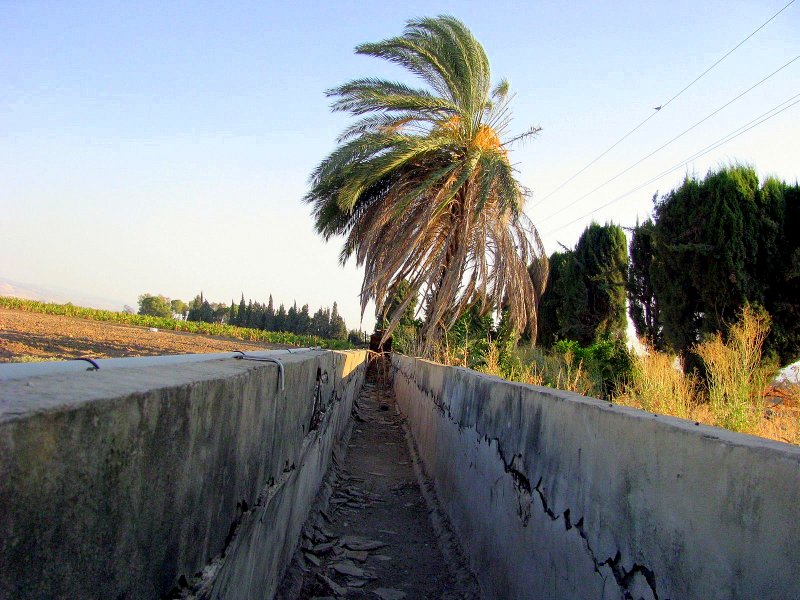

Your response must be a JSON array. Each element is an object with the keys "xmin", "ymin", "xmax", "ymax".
[{"xmin": 0, "ymin": 308, "xmax": 285, "ymax": 363}]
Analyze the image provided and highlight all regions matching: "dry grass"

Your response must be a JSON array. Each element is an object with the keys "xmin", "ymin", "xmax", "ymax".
[
  {"xmin": 529, "ymin": 347, "xmax": 597, "ymax": 396},
  {"xmin": 615, "ymin": 350, "xmax": 697, "ymax": 419},
  {"xmin": 694, "ymin": 307, "xmax": 772, "ymax": 432},
  {"xmin": 476, "ymin": 344, "xmax": 599, "ymax": 396},
  {"xmin": 432, "ymin": 339, "xmax": 469, "ymax": 368},
  {"xmin": 616, "ymin": 307, "xmax": 799, "ymax": 445},
  {"xmin": 759, "ymin": 371, "xmax": 800, "ymax": 444},
  {"xmin": 688, "ymin": 401, "xmax": 799, "ymax": 445},
  {"xmin": 476, "ymin": 342, "xmax": 502, "ymax": 376}
]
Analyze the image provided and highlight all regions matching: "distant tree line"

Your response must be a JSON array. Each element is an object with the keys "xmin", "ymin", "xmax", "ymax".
[{"xmin": 138, "ymin": 291, "xmax": 351, "ymax": 341}]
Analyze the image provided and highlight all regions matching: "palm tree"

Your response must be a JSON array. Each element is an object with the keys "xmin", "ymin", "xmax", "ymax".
[{"xmin": 306, "ymin": 15, "xmax": 548, "ymax": 351}]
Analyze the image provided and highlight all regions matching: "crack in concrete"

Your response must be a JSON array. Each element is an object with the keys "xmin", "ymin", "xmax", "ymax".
[
  {"xmin": 493, "ymin": 441, "xmax": 533, "ymax": 527},
  {"xmin": 394, "ymin": 363, "xmax": 662, "ymax": 600},
  {"xmin": 176, "ymin": 374, "xmax": 355, "ymax": 599},
  {"xmin": 599, "ymin": 551, "xmax": 660, "ymax": 600}
]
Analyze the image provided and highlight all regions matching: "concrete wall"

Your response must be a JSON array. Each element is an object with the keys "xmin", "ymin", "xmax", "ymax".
[
  {"xmin": 0, "ymin": 349, "xmax": 366, "ymax": 600},
  {"xmin": 392, "ymin": 355, "xmax": 800, "ymax": 600}
]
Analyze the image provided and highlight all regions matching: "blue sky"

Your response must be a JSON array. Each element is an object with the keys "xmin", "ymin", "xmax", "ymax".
[{"xmin": 2, "ymin": 1, "xmax": 798, "ymax": 329}]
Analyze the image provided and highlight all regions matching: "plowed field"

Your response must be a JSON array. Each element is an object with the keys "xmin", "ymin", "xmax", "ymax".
[{"xmin": 0, "ymin": 308, "xmax": 286, "ymax": 362}]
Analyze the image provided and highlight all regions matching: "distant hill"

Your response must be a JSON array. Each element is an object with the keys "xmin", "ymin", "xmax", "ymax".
[{"xmin": 0, "ymin": 277, "xmax": 125, "ymax": 312}]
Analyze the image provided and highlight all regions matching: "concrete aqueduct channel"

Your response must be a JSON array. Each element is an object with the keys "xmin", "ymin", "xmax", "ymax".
[{"xmin": 1, "ymin": 349, "xmax": 798, "ymax": 599}]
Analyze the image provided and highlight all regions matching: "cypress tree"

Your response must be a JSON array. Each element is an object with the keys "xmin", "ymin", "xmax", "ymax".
[
  {"xmin": 264, "ymin": 294, "xmax": 275, "ymax": 331},
  {"xmin": 287, "ymin": 302, "xmax": 299, "ymax": 333},
  {"xmin": 244, "ymin": 300, "xmax": 253, "ymax": 328},
  {"xmin": 535, "ymin": 251, "xmax": 583, "ymax": 345},
  {"xmin": 200, "ymin": 293, "xmax": 213, "ymax": 322},
  {"xmin": 237, "ymin": 294, "xmax": 246, "ymax": 327},
  {"xmin": 574, "ymin": 222, "xmax": 628, "ymax": 342},
  {"xmin": 330, "ymin": 302, "xmax": 348, "ymax": 340},
  {"xmin": 536, "ymin": 222, "xmax": 628, "ymax": 346},
  {"xmin": 628, "ymin": 165, "xmax": 800, "ymax": 365},
  {"xmin": 274, "ymin": 304, "xmax": 287, "ymax": 332},
  {"xmin": 311, "ymin": 308, "xmax": 327, "ymax": 337},
  {"xmin": 299, "ymin": 304, "xmax": 311, "ymax": 335},
  {"xmin": 187, "ymin": 294, "xmax": 202, "ymax": 322},
  {"xmin": 627, "ymin": 220, "xmax": 664, "ymax": 349}
]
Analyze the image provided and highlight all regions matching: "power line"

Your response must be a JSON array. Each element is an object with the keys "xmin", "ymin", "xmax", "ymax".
[
  {"xmin": 533, "ymin": 0, "xmax": 796, "ymax": 206},
  {"xmin": 543, "ymin": 93, "xmax": 800, "ymax": 237},
  {"xmin": 541, "ymin": 91, "xmax": 800, "ymax": 238},
  {"xmin": 650, "ymin": 91, "xmax": 800, "ymax": 177},
  {"xmin": 536, "ymin": 54, "xmax": 800, "ymax": 226}
]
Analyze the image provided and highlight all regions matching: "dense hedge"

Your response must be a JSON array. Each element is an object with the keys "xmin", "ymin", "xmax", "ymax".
[
  {"xmin": 0, "ymin": 296, "xmax": 352, "ymax": 350},
  {"xmin": 628, "ymin": 166, "xmax": 800, "ymax": 366}
]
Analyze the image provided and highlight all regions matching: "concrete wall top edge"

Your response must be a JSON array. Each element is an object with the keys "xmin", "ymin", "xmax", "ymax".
[
  {"xmin": 0, "ymin": 348, "xmax": 324, "ymax": 381},
  {"xmin": 394, "ymin": 353, "xmax": 800, "ymax": 459},
  {"xmin": 0, "ymin": 350, "xmax": 363, "ymax": 424}
]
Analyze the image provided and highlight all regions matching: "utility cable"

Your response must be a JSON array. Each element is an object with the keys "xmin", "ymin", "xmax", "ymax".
[
  {"xmin": 649, "ymin": 91, "xmax": 800, "ymax": 178},
  {"xmin": 534, "ymin": 0, "xmax": 796, "ymax": 206},
  {"xmin": 541, "ymin": 91, "xmax": 800, "ymax": 238},
  {"xmin": 536, "ymin": 54, "xmax": 800, "ymax": 226},
  {"xmin": 543, "ymin": 94, "xmax": 800, "ymax": 237}
]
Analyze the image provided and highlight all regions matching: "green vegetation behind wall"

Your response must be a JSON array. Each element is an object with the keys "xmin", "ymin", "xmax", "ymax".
[
  {"xmin": 628, "ymin": 165, "xmax": 800, "ymax": 366},
  {"xmin": 537, "ymin": 222, "xmax": 628, "ymax": 346}
]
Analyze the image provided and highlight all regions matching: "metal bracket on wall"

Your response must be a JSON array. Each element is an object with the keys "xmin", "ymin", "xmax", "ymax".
[{"xmin": 232, "ymin": 351, "xmax": 285, "ymax": 391}]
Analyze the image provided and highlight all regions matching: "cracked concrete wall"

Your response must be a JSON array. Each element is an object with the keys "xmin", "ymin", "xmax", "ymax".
[
  {"xmin": 0, "ymin": 350, "xmax": 366, "ymax": 600},
  {"xmin": 392, "ymin": 355, "xmax": 800, "ymax": 600}
]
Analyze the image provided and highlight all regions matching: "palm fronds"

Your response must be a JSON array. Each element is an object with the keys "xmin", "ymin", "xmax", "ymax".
[{"xmin": 305, "ymin": 15, "xmax": 547, "ymax": 351}]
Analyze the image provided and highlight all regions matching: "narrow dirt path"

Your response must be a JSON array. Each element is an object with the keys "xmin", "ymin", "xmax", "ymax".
[{"xmin": 280, "ymin": 368, "xmax": 480, "ymax": 600}]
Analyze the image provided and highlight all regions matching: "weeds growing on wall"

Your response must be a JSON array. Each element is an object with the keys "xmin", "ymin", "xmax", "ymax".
[
  {"xmin": 430, "ymin": 329, "xmax": 631, "ymax": 399},
  {"xmin": 386, "ymin": 295, "xmax": 797, "ymax": 443},
  {"xmin": 551, "ymin": 336, "xmax": 632, "ymax": 397},
  {"xmin": 435, "ymin": 337, "xmax": 609, "ymax": 398},
  {"xmin": 423, "ymin": 304, "xmax": 798, "ymax": 445},
  {"xmin": 511, "ymin": 344, "xmax": 601, "ymax": 397}
]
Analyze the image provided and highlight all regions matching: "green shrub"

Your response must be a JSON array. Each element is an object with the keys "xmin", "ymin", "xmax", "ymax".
[{"xmin": 552, "ymin": 335, "xmax": 632, "ymax": 398}]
